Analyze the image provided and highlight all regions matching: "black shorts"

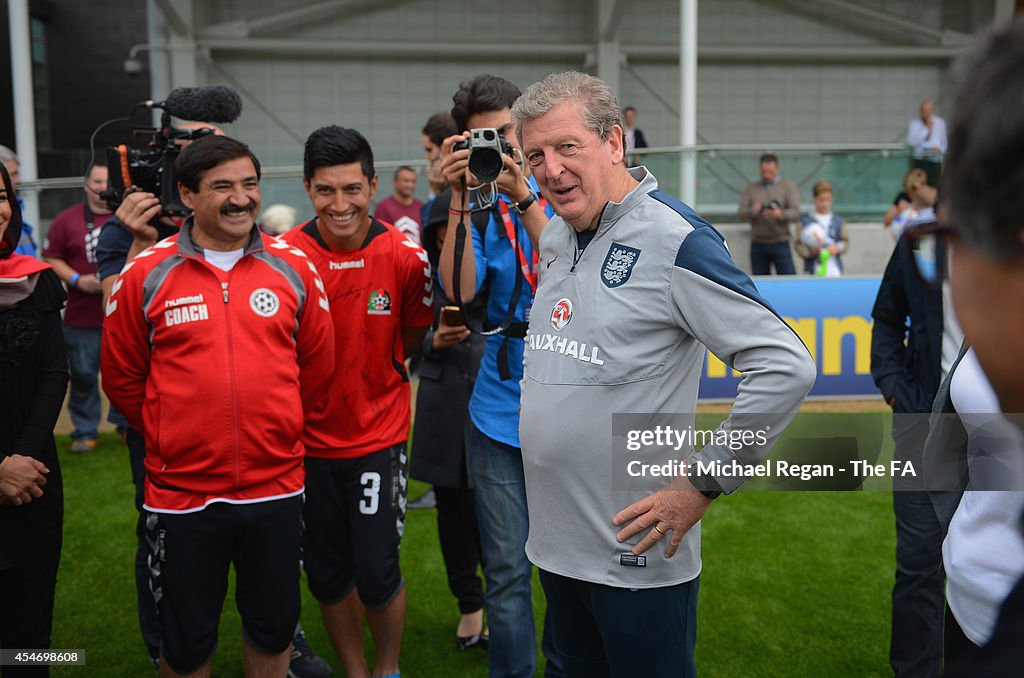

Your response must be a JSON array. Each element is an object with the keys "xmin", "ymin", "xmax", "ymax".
[
  {"xmin": 145, "ymin": 495, "xmax": 303, "ymax": 674},
  {"xmin": 303, "ymin": 444, "xmax": 408, "ymax": 608}
]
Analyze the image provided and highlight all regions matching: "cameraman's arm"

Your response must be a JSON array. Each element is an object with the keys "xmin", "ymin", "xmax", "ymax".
[
  {"xmin": 438, "ymin": 133, "xmax": 482, "ymax": 304},
  {"xmin": 116, "ymin": 190, "xmax": 162, "ymax": 255},
  {"xmin": 98, "ymin": 191, "xmax": 163, "ymax": 305}
]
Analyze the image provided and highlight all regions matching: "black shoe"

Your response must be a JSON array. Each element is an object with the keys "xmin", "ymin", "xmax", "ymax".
[
  {"xmin": 407, "ymin": 487, "xmax": 436, "ymax": 510},
  {"xmin": 289, "ymin": 627, "xmax": 332, "ymax": 677},
  {"xmin": 456, "ymin": 633, "xmax": 483, "ymax": 651},
  {"xmin": 456, "ymin": 629, "xmax": 488, "ymax": 651}
]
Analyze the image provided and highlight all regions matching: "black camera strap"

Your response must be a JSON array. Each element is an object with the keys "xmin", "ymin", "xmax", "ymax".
[{"xmin": 451, "ymin": 183, "xmax": 529, "ymax": 381}]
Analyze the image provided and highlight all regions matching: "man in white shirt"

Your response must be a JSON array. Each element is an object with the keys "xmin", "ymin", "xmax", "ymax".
[{"xmin": 906, "ymin": 99, "xmax": 946, "ymax": 186}]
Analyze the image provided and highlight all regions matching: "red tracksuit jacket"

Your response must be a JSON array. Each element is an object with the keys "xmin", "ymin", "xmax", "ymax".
[{"xmin": 101, "ymin": 224, "xmax": 335, "ymax": 513}]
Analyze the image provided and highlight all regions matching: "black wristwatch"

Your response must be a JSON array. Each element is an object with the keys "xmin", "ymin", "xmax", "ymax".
[
  {"xmin": 689, "ymin": 471, "xmax": 724, "ymax": 500},
  {"xmin": 510, "ymin": 191, "xmax": 537, "ymax": 215}
]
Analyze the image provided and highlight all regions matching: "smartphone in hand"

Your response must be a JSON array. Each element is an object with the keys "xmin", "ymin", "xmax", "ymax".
[{"xmin": 441, "ymin": 305, "xmax": 466, "ymax": 328}]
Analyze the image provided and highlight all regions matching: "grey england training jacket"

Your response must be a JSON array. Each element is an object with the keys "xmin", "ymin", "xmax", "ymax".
[{"xmin": 519, "ymin": 168, "xmax": 816, "ymax": 588}]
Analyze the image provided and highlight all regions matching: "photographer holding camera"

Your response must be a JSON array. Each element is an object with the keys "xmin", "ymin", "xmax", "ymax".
[
  {"xmin": 738, "ymin": 153, "xmax": 801, "ymax": 275},
  {"xmin": 436, "ymin": 74, "xmax": 560, "ymax": 678}
]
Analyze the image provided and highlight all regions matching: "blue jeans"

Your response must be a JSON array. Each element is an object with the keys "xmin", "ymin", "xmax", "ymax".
[
  {"xmin": 540, "ymin": 570, "xmax": 698, "ymax": 678},
  {"xmin": 750, "ymin": 241, "xmax": 796, "ymax": 275},
  {"xmin": 466, "ymin": 422, "xmax": 562, "ymax": 678},
  {"xmin": 891, "ymin": 414, "xmax": 944, "ymax": 678},
  {"xmin": 63, "ymin": 326, "xmax": 102, "ymax": 440}
]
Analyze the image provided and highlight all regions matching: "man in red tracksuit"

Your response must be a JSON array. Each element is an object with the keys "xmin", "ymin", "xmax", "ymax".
[{"xmin": 101, "ymin": 135, "xmax": 334, "ymax": 678}]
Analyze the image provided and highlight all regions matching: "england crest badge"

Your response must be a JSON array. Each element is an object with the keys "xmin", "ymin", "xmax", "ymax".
[{"xmin": 601, "ymin": 242, "xmax": 641, "ymax": 288}]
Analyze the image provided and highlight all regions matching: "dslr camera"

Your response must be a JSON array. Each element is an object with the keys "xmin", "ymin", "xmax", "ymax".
[{"xmin": 454, "ymin": 128, "xmax": 514, "ymax": 183}]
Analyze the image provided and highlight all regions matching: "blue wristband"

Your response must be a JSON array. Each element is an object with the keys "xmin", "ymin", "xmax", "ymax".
[{"xmin": 69, "ymin": 273, "xmax": 81, "ymax": 288}]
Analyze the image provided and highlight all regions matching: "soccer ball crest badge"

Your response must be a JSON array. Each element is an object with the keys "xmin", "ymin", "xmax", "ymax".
[{"xmin": 249, "ymin": 288, "xmax": 280, "ymax": 317}]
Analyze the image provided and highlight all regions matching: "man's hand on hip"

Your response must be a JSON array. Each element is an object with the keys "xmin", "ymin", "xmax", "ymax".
[{"xmin": 612, "ymin": 477, "xmax": 712, "ymax": 558}]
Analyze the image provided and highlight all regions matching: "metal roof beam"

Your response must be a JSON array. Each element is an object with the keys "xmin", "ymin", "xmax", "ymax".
[
  {"xmin": 802, "ymin": 0, "xmax": 971, "ymax": 45},
  {"xmin": 198, "ymin": 0, "xmax": 411, "ymax": 39},
  {"xmin": 197, "ymin": 37, "xmax": 965, "ymax": 62},
  {"xmin": 199, "ymin": 37, "xmax": 593, "ymax": 58}
]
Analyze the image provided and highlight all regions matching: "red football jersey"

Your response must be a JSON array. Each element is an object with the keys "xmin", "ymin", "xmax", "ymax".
[{"xmin": 283, "ymin": 217, "xmax": 433, "ymax": 457}]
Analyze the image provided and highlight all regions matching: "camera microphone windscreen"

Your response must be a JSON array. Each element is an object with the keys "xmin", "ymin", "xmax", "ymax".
[{"xmin": 160, "ymin": 85, "xmax": 242, "ymax": 124}]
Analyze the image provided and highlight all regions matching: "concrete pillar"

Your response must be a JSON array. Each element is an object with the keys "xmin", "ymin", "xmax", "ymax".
[
  {"xmin": 679, "ymin": 0, "xmax": 697, "ymax": 205},
  {"xmin": 596, "ymin": 0, "xmax": 621, "ymax": 95},
  {"xmin": 7, "ymin": 0, "xmax": 39, "ymax": 232}
]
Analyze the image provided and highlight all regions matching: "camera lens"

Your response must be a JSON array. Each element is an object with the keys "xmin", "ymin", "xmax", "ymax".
[
  {"xmin": 469, "ymin": 148, "xmax": 503, "ymax": 183},
  {"xmin": 483, "ymin": 130, "xmax": 495, "ymax": 141}
]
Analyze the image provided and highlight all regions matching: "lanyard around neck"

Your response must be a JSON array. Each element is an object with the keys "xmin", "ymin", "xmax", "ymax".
[{"xmin": 496, "ymin": 197, "xmax": 544, "ymax": 294}]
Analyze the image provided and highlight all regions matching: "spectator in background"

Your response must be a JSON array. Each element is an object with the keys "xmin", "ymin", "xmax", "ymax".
[
  {"xmin": 871, "ymin": 206, "xmax": 962, "ymax": 678},
  {"xmin": 41, "ymin": 163, "xmax": 114, "ymax": 454},
  {"xmin": 0, "ymin": 145, "xmax": 38, "ymax": 257},
  {"xmin": 883, "ymin": 187, "xmax": 912, "ymax": 239},
  {"xmin": 907, "ymin": 99, "xmax": 946, "ymax": 187},
  {"xmin": 422, "ymin": 112, "xmax": 458, "ymax": 201},
  {"xmin": 738, "ymin": 153, "xmax": 800, "ymax": 275},
  {"xmin": 409, "ymin": 197, "xmax": 488, "ymax": 651},
  {"xmin": 418, "ymin": 113, "xmax": 460, "ymax": 245},
  {"xmin": 888, "ymin": 168, "xmax": 936, "ymax": 243},
  {"xmin": 408, "ymin": 111, "xmax": 461, "ymax": 512},
  {"xmin": 622, "ymin": 106, "xmax": 647, "ymax": 166},
  {"xmin": 375, "ymin": 166, "xmax": 423, "ymax": 244},
  {"xmin": 0, "ymin": 160, "xmax": 69, "ymax": 673},
  {"xmin": 796, "ymin": 180, "xmax": 847, "ymax": 276},
  {"xmin": 260, "ymin": 203, "xmax": 298, "ymax": 235}
]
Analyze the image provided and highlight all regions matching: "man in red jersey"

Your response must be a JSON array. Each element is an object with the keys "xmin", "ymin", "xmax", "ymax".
[
  {"xmin": 101, "ymin": 135, "xmax": 335, "ymax": 678},
  {"xmin": 284, "ymin": 125, "xmax": 433, "ymax": 678}
]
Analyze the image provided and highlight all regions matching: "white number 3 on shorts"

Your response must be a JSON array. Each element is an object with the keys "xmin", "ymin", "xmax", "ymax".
[{"xmin": 359, "ymin": 471, "xmax": 381, "ymax": 515}]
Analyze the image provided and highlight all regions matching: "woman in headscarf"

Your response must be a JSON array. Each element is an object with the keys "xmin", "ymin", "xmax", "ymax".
[{"xmin": 0, "ymin": 160, "xmax": 69, "ymax": 675}]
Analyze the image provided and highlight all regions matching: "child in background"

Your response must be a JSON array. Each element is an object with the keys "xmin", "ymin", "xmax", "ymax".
[{"xmin": 797, "ymin": 180, "xmax": 848, "ymax": 276}]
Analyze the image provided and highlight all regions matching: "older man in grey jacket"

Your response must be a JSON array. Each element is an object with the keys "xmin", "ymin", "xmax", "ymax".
[{"xmin": 513, "ymin": 71, "xmax": 815, "ymax": 678}]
